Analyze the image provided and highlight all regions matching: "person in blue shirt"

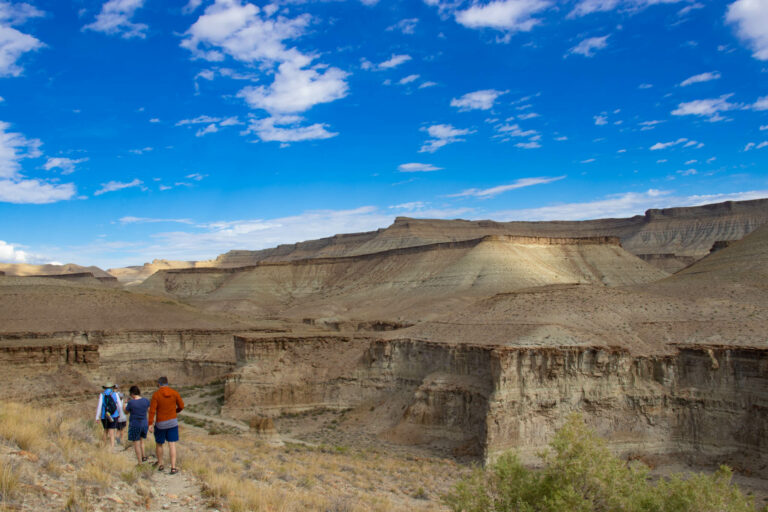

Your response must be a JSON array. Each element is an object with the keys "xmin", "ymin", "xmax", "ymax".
[
  {"xmin": 94, "ymin": 382, "xmax": 124, "ymax": 450},
  {"xmin": 124, "ymin": 385, "xmax": 151, "ymax": 464}
]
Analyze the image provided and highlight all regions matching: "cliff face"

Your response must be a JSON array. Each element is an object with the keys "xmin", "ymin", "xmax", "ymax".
[
  {"xmin": 0, "ymin": 329, "xmax": 257, "ymax": 400},
  {"xmin": 223, "ymin": 335, "xmax": 768, "ymax": 471}
]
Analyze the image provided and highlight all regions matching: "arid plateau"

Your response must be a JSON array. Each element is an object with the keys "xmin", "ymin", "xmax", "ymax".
[{"xmin": 3, "ymin": 198, "xmax": 768, "ymax": 511}]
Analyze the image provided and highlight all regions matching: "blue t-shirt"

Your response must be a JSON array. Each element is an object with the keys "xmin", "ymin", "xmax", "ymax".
[{"xmin": 125, "ymin": 397, "xmax": 151, "ymax": 428}]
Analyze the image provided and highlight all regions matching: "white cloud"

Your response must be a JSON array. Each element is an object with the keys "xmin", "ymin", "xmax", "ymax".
[
  {"xmin": 182, "ymin": 0, "xmax": 203, "ymax": 15},
  {"xmin": 677, "ymin": 168, "xmax": 697, "ymax": 175},
  {"xmin": 680, "ymin": 71, "xmax": 721, "ymax": 86},
  {"xmin": 149, "ymin": 118, "xmax": 160, "ymax": 123},
  {"xmin": 186, "ymin": 173, "xmax": 207, "ymax": 181},
  {"xmin": 569, "ymin": 0, "xmax": 686, "ymax": 18},
  {"xmin": 494, "ymin": 189, "xmax": 768, "ymax": 221},
  {"xmin": 0, "ymin": 1, "xmax": 44, "ymax": 78},
  {"xmin": 761, "ymin": 125, "xmax": 768, "ymax": 130},
  {"xmin": 671, "ymin": 94, "xmax": 738, "ymax": 120},
  {"xmin": 0, "ymin": 179, "xmax": 76, "ymax": 204},
  {"xmin": 454, "ymin": 0, "xmax": 551, "ymax": 33},
  {"xmin": 237, "ymin": 62, "xmax": 348, "ymax": 114},
  {"xmin": 639, "ymin": 119, "xmax": 664, "ymax": 130},
  {"xmin": 450, "ymin": 89, "xmax": 507, "ymax": 111},
  {"xmin": 516, "ymin": 141, "xmax": 541, "ymax": 149},
  {"xmin": 83, "ymin": 0, "xmax": 148, "ymax": 39},
  {"xmin": 0, "ymin": 239, "xmax": 28, "ymax": 263},
  {"xmin": 726, "ymin": 0, "xmax": 768, "ymax": 61},
  {"xmin": 649, "ymin": 138, "xmax": 690, "ymax": 150},
  {"xmin": 374, "ymin": 54, "xmax": 411, "ymax": 70},
  {"xmin": 196, "ymin": 123, "xmax": 219, "ymax": 137},
  {"xmin": 594, "ymin": 114, "xmax": 608, "ymax": 125},
  {"xmin": 398, "ymin": 74, "xmax": 420, "ymax": 85},
  {"xmin": 119, "ymin": 216, "xmax": 194, "ymax": 224},
  {"xmin": 43, "ymin": 157, "xmax": 88, "ymax": 175},
  {"xmin": 581, "ymin": 158, "xmax": 596, "ymax": 163},
  {"xmin": 129, "ymin": 146, "xmax": 152, "ymax": 155},
  {"xmin": 419, "ymin": 124, "xmax": 474, "ymax": 153},
  {"xmin": 419, "ymin": 81, "xmax": 438, "ymax": 89},
  {"xmin": 567, "ymin": 35, "xmax": 609, "ymax": 57},
  {"xmin": 638, "ymin": 83, "xmax": 653, "ymax": 89},
  {"xmin": 448, "ymin": 175, "xmax": 565, "ymax": 198},
  {"xmin": 244, "ymin": 115, "xmax": 337, "ymax": 143},
  {"xmin": 496, "ymin": 123, "xmax": 537, "ymax": 137},
  {"xmin": 754, "ymin": 96, "xmax": 768, "ymax": 111},
  {"xmin": 387, "ymin": 18, "xmax": 419, "ymax": 34},
  {"xmin": 182, "ymin": 0, "xmax": 348, "ymax": 121},
  {"xmin": 517, "ymin": 112, "xmax": 539, "ymax": 120},
  {"xmin": 0, "ymin": 120, "xmax": 75, "ymax": 204},
  {"xmin": 94, "ymin": 178, "xmax": 143, "ymax": 196},
  {"xmin": 176, "ymin": 115, "xmax": 221, "ymax": 126},
  {"xmin": 684, "ymin": 159, "xmax": 697, "ymax": 164},
  {"xmin": 398, "ymin": 162, "xmax": 442, "ymax": 172},
  {"xmin": 744, "ymin": 141, "xmax": 768, "ymax": 151}
]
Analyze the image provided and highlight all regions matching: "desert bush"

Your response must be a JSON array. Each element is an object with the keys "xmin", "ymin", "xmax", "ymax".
[{"xmin": 443, "ymin": 414, "xmax": 764, "ymax": 512}]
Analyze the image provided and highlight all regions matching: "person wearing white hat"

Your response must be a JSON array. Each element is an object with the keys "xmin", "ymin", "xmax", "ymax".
[{"xmin": 94, "ymin": 381, "xmax": 124, "ymax": 449}]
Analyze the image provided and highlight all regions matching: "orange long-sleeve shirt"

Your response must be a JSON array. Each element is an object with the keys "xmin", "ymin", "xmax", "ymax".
[{"xmin": 148, "ymin": 385, "xmax": 184, "ymax": 427}]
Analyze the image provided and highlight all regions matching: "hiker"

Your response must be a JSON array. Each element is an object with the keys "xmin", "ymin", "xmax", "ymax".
[
  {"xmin": 148, "ymin": 376, "xmax": 184, "ymax": 474},
  {"xmin": 124, "ymin": 385, "xmax": 151, "ymax": 464},
  {"xmin": 94, "ymin": 382, "xmax": 124, "ymax": 449},
  {"xmin": 114, "ymin": 384, "xmax": 128, "ymax": 445}
]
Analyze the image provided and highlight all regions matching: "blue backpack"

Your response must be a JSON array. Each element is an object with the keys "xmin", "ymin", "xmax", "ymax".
[{"xmin": 102, "ymin": 390, "xmax": 118, "ymax": 420}]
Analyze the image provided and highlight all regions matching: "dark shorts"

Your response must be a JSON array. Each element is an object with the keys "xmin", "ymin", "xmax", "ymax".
[
  {"xmin": 128, "ymin": 424, "xmax": 148, "ymax": 441},
  {"xmin": 154, "ymin": 426, "xmax": 179, "ymax": 445},
  {"xmin": 101, "ymin": 418, "xmax": 119, "ymax": 430},
  {"xmin": 117, "ymin": 421, "xmax": 127, "ymax": 431}
]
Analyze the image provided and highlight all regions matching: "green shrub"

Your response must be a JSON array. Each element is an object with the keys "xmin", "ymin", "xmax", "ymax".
[{"xmin": 443, "ymin": 414, "xmax": 763, "ymax": 512}]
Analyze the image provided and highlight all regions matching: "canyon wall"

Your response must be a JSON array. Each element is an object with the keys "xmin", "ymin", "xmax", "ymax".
[
  {"xmin": 224, "ymin": 335, "xmax": 768, "ymax": 471},
  {"xmin": 0, "ymin": 329, "xmax": 251, "ymax": 400}
]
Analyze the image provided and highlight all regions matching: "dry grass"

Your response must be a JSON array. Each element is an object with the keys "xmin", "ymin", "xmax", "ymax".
[{"xmin": 0, "ymin": 457, "xmax": 19, "ymax": 510}]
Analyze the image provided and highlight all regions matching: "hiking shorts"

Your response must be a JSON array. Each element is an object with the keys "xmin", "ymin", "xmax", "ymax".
[
  {"xmin": 128, "ymin": 424, "xmax": 148, "ymax": 442},
  {"xmin": 154, "ymin": 426, "xmax": 179, "ymax": 445},
  {"xmin": 117, "ymin": 421, "xmax": 126, "ymax": 431},
  {"xmin": 101, "ymin": 419, "xmax": 119, "ymax": 430}
]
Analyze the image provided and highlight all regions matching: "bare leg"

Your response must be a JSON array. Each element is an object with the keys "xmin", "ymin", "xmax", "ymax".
[
  {"xmin": 156, "ymin": 443, "xmax": 164, "ymax": 466},
  {"xmin": 139, "ymin": 439, "xmax": 145, "ymax": 460},
  {"xmin": 168, "ymin": 442, "xmax": 177, "ymax": 469},
  {"xmin": 133, "ymin": 437, "xmax": 143, "ymax": 463},
  {"xmin": 108, "ymin": 428, "xmax": 116, "ymax": 448}
]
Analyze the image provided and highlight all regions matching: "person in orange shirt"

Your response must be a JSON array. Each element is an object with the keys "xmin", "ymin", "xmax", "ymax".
[{"xmin": 148, "ymin": 376, "xmax": 184, "ymax": 474}]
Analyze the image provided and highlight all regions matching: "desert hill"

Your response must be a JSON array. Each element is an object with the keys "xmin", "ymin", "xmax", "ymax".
[
  {"xmin": 138, "ymin": 235, "xmax": 668, "ymax": 322},
  {"xmin": 201, "ymin": 198, "xmax": 768, "ymax": 273},
  {"xmin": 107, "ymin": 258, "xmax": 211, "ymax": 285},
  {"xmin": 0, "ymin": 274, "xmax": 251, "ymax": 332},
  {"xmin": 0, "ymin": 262, "xmax": 113, "ymax": 278}
]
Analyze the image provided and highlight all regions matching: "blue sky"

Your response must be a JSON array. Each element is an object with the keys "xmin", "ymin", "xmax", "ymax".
[{"xmin": 1, "ymin": 0, "xmax": 767, "ymax": 268}]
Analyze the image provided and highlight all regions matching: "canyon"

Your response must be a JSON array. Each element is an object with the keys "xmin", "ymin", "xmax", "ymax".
[{"xmin": 2, "ymin": 197, "xmax": 768, "ymax": 478}]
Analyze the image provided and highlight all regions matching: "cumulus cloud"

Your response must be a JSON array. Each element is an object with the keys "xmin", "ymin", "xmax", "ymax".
[
  {"xmin": 0, "ymin": 239, "xmax": 29, "ymax": 262},
  {"xmin": 419, "ymin": 124, "xmax": 474, "ymax": 153},
  {"xmin": 594, "ymin": 115, "xmax": 608, "ymax": 125},
  {"xmin": 726, "ymin": 0, "xmax": 768, "ymax": 60},
  {"xmin": 680, "ymin": 71, "xmax": 721, "ymax": 86},
  {"xmin": 754, "ymin": 96, "xmax": 768, "ymax": 111},
  {"xmin": 182, "ymin": 0, "xmax": 203, "ymax": 15},
  {"xmin": 94, "ymin": 178, "xmax": 143, "ymax": 196},
  {"xmin": 671, "ymin": 94, "xmax": 738, "ymax": 121},
  {"xmin": 0, "ymin": 121, "xmax": 75, "ymax": 204},
  {"xmin": 448, "ymin": 175, "xmax": 565, "ymax": 198},
  {"xmin": 450, "ymin": 89, "xmax": 507, "ymax": 111},
  {"xmin": 43, "ymin": 157, "xmax": 88, "ymax": 175},
  {"xmin": 398, "ymin": 74, "xmax": 420, "ymax": 85},
  {"xmin": 398, "ymin": 162, "xmax": 442, "ymax": 172},
  {"xmin": 181, "ymin": 0, "xmax": 348, "ymax": 134},
  {"xmin": 454, "ymin": 0, "xmax": 551, "ymax": 34},
  {"xmin": 83, "ymin": 0, "xmax": 148, "ymax": 39},
  {"xmin": 0, "ymin": 1, "xmax": 44, "ymax": 77},
  {"xmin": 567, "ymin": 35, "xmax": 609, "ymax": 57},
  {"xmin": 244, "ymin": 115, "xmax": 337, "ymax": 143}
]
